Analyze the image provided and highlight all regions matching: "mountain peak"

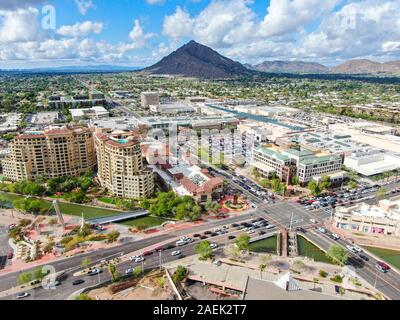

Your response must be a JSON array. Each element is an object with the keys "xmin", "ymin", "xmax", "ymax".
[{"xmin": 142, "ymin": 41, "xmax": 252, "ymax": 79}]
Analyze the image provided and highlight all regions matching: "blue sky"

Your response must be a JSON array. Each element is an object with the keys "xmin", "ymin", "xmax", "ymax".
[{"xmin": 0, "ymin": 0, "xmax": 400, "ymax": 68}]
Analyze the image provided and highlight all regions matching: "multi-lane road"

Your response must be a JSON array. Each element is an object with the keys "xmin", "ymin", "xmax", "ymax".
[
  {"xmin": 0, "ymin": 219, "xmax": 277, "ymax": 300},
  {"xmin": 1, "ymin": 163, "xmax": 400, "ymax": 300},
  {"xmin": 210, "ymin": 167, "xmax": 400, "ymax": 300}
]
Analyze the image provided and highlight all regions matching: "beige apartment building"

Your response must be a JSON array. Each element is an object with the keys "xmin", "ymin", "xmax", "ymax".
[
  {"xmin": 2, "ymin": 126, "xmax": 95, "ymax": 181},
  {"xmin": 94, "ymin": 130, "xmax": 154, "ymax": 199}
]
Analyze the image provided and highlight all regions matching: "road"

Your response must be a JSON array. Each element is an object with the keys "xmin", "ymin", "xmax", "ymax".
[
  {"xmin": 0, "ymin": 207, "xmax": 272, "ymax": 295},
  {"xmin": 1, "ymin": 225, "xmax": 278, "ymax": 300},
  {"xmin": 304, "ymin": 229, "xmax": 400, "ymax": 299},
  {"xmin": 210, "ymin": 167, "xmax": 400, "ymax": 300},
  {"xmin": 1, "ymin": 163, "xmax": 399, "ymax": 299}
]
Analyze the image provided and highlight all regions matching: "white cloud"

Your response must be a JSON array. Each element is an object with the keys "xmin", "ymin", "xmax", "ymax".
[
  {"xmin": 0, "ymin": 0, "xmax": 44, "ymax": 10},
  {"xmin": 163, "ymin": 0, "xmax": 258, "ymax": 49},
  {"xmin": 128, "ymin": 19, "xmax": 155, "ymax": 48},
  {"xmin": 259, "ymin": 0, "xmax": 340, "ymax": 37},
  {"xmin": 0, "ymin": 7, "xmax": 43, "ymax": 43},
  {"xmin": 145, "ymin": 0, "xmax": 165, "ymax": 4},
  {"xmin": 163, "ymin": 7, "xmax": 194, "ymax": 40},
  {"xmin": 298, "ymin": 0, "xmax": 400, "ymax": 60},
  {"xmin": 57, "ymin": 21, "xmax": 104, "ymax": 38},
  {"xmin": 74, "ymin": 0, "xmax": 94, "ymax": 15}
]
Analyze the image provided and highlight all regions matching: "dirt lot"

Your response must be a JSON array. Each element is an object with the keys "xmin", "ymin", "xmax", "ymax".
[{"xmin": 87, "ymin": 271, "xmax": 175, "ymax": 300}]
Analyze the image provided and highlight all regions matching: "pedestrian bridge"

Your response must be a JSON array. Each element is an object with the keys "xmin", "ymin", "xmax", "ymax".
[{"xmin": 87, "ymin": 210, "xmax": 148, "ymax": 225}]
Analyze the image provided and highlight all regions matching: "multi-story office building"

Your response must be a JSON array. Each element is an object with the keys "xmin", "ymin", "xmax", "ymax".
[
  {"xmin": 94, "ymin": 130, "xmax": 154, "ymax": 199},
  {"xmin": 2, "ymin": 126, "xmax": 96, "ymax": 181},
  {"xmin": 251, "ymin": 144, "xmax": 344, "ymax": 185}
]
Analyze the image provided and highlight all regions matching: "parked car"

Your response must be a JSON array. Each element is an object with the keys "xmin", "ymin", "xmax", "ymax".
[{"xmin": 210, "ymin": 243, "xmax": 218, "ymax": 249}]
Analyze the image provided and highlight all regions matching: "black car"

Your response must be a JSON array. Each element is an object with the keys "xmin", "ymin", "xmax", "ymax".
[
  {"xmin": 200, "ymin": 235, "xmax": 208, "ymax": 240},
  {"xmin": 210, "ymin": 233, "xmax": 218, "ymax": 237},
  {"xmin": 296, "ymin": 227, "xmax": 307, "ymax": 233},
  {"xmin": 231, "ymin": 224, "xmax": 239, "ymax": 228},
  {"xmin": 228, "ymin": 236, "xmax": 236, "ymax": 240},
  {"xmin": 73, "ymin": 279, "xmax": 85, "ymax": 286},
  {"xmin": 359, "ymin": 255, "xmax": 369, "ymax": 261},
  {"xmin": 204, "ymin": 231, "xmax": 212, "ymax": 235},
  {"xmin": 193, "ymin": 234, "xmax": 201, "ymax": 238},
  {"xmin": 258, "ymin": 231, "xmax": 266, "ymax": 235}
]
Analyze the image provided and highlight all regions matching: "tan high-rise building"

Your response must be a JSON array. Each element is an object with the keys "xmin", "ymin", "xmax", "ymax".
[
  {"xmin": 2, "ymin": 126, "xmax": 96, "ymax": 181},
  {"xmin": 94, "ymin": 130, "xmax": 154, "ymax": 199}
]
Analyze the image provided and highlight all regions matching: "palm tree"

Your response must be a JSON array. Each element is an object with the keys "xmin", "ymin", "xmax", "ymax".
[
  {"xmin": 108, "ymin": 263, "xmax": 120, "ymax": 282},
  {"xmin": 81, "ymin": 258, "xmax": 91, "ymax": 268},
  {"xmin": 259, "ymin": 264, "xmax": 266, "ymax": 280},
  {"xmin": 376, "ymin": 187, "xmax": 387, "ymax": 204}
]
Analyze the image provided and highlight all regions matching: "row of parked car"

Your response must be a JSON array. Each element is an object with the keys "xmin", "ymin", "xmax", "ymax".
[{"xmin": 208, "ymin": 166, "xmax": 276, "ymax": 203}]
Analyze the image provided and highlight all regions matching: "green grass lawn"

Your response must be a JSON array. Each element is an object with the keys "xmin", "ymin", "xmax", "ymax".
[
  {"xmin": 297, "ymin": 235, "xmax": 333, "ymax": 264},
  {"xmin": 97, "ymin": 197, "xmax": 117, "ymax": 205},
  {"xmin": 363, "ymin": 246, "xmax": 400, "ymax": 271},
  {"xmin": 249, "ymin": 236, "xmax": 277, "ymax": 254},
  {"xmin": 0, "ymin": 192, "xmax": 122, "ymax": 219},
  {"xmin": 0, "ymin": 192, "xmax": 170, "ymax": 227},
  {"xmin": 121, "ymin": 216, "xmax": 169, "ymax": 228}
]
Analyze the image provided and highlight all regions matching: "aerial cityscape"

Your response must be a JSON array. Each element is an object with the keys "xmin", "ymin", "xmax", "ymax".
[{"xmin": 1, "ymin": 0, "xmax": 400, "ymax": 306}]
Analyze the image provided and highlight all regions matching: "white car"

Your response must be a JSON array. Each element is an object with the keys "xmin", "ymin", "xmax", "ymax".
[
  {"xmin": 317, "ymin": 227, "xmax": 326, "ymax": 234},
  {"xmin": 16, "ymin": 292, "xmax": 30, "ymax": 299},
  {"xmin": 125, "ymin": 268, "xmax": 133, "ymax": 275},
  {"xmin": 346, "ymin": 245, "xmax": 358, "ymax": 253},
  {"xmin": 210, "ymin": 243, "xmax": 218, "ymax": 249},
  {"xmin": 134, "ymin": 256, "xmax": 145, "ymax": 263},
  {"xmin": 88, "ymin": 268, "xmax": 102, "ymax": 276},
  {"xmin": 331, "ymin": 233, "xmax": 340, "ymax": 240},
  {"xmin": 129, "ymin": 255, "xmax": 139, "ymax": 261},
  {"xmin": 176, "ymin": 240, "xmax": 187, "ymax": 246},
  {"xmin": 171, "ymin": 251, "xmax": 181, "ymax": 257},
  {"xmin": 265, "ymin": 225, "xmax": 274, "ymax": 230},
  {"xmin": 247, "ymin": 229, "xmax": 255, "ymax": 234},
  {"xmin": 353, "ymin": 245, "xmax": 363, "ymax": 253},
  {"xmin": 310, "ymin": 219, "xmax": 317, "ymax": 224}
]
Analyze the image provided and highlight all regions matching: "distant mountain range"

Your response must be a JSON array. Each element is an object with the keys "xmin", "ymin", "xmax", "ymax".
[
  {"xmin": 247, "ymin": 59, "xmax": 400, "ymax": 75},
  {"xmin": 249, "ymin": 60, "xmax": 328, "ymax": 73},
  {"xmin": 0, "ymin": 65, "xmax": 141, "ymax": 73},
  {"xmin": 330, "ymin": 59, "xmax": 400, "ymax": 74},
  {"xmin": 2, "ymin": 41, "xmax": 400, "ymax": 77},
  {"xmin": 141, "ymin": 40, "xmax": 253, "ymax": 79}
]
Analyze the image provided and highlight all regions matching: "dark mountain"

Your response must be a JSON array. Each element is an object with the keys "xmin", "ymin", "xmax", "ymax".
[
  {"xmin": 142, "ymin": 40, "xmax": 252, "ymax": 79},
  {"xmin": 251, "ymin": 60, "xmax": 328, "ymax": 73}
]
